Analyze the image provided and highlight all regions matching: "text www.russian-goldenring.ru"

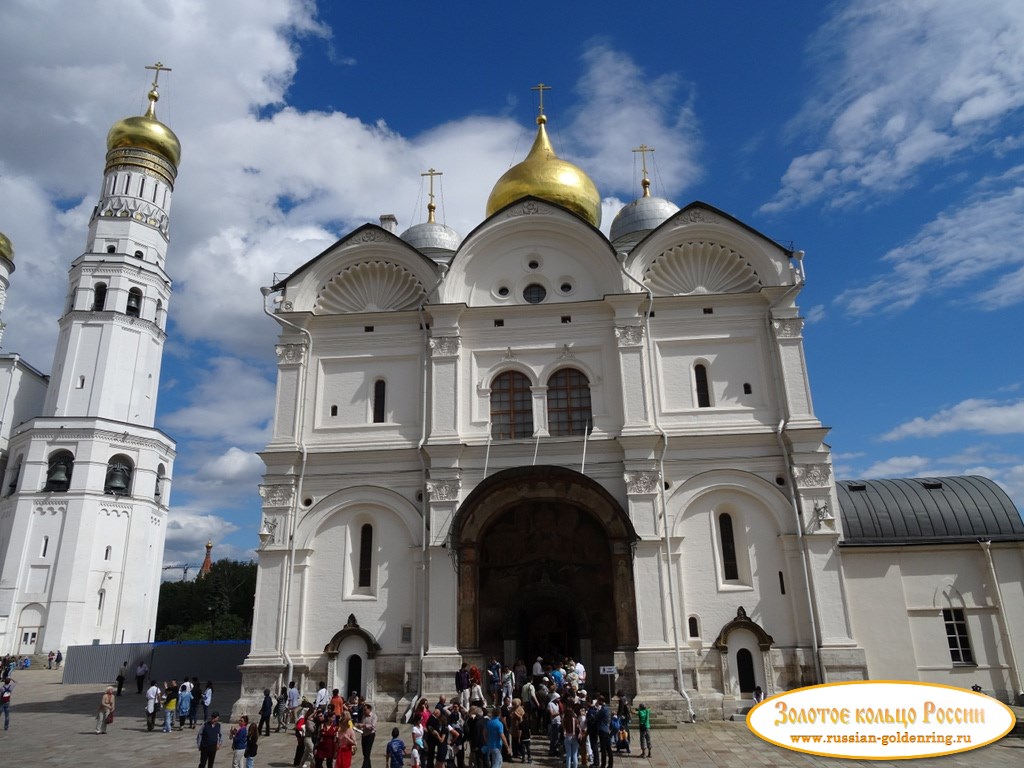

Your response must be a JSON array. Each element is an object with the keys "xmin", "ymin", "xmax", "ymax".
[{"xmin": 789, "ymin": 732, "xmax": 972, "ymax": 747}]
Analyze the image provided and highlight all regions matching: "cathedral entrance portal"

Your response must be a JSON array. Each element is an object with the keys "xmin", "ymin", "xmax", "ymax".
[{"xmin": 451, "ymin": 466, "xmax": 639, "ymax": 668}]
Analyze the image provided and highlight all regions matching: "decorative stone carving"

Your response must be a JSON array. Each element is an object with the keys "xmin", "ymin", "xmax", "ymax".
[
  {"xmin": 260, "ymin": 515, "xmax": 280, "ymax": 545},
  {"xmin": 429, "ymin": 336, "xmax": 461, "ymax": 357},
  {"xmin": 275, "ymin": 343, "xmax": 306, "ymax": 365},
  {"xmin": 427, "ymin": 478, "xmax": 460, "ymax": 502},
  {"xmin": 259, "ymin": 483, "xmax": 295, "ymax": 508},
  {"xmin": 614, "ymin": 325, "xmax": 644, "ymax": 347},
  {"xmin": 678, "ymin": 207, "xmax": 719, "ymax": 224},
  {"xmin": 794, "ymin": 464, "xmax": 831, "ymax": 488},
  {"xmin": 773, "ymin": 318, "xmax": 804, "ymax": 338},
  {"xmin": 359, "ymin": 230, "xmax": 391, "ymax": 243},
  {"xmin": 625, "ymin": 470, "xmax": 660, "ymax": 495},
  {"xmin": 315, "ymin": 261, "xmax": 426, "ymax": 314},
  {"xmin": 645, "ymin": 242, "xmax": 761, "ymax": 296},
  {"xmin": 505, "ymin": 201, "xmax": 551, "ymax": 218},
  {"xmin": 558, "ymin": 344, "xmax": 575, "ymax": 360},
  {"xmin": 502, "ymin": 347, "xmax": 518, "ymax": 361}
]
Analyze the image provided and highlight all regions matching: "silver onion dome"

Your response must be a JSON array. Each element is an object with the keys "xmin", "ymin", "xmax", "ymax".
[
  {"xmin": 610, "ymin": 193, "xmax": 679, "ymax": 249},
  {"xmin": 400, "ymin": 220, "xmax": 461, "ymax": 256}
]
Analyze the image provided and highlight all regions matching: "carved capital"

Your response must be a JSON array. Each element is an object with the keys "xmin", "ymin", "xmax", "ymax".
[
  {"xmin": 773, "ymin": 318, "xmax": 803, "ymax": 338},
  {"xmin": 614, "ymin": 325, "xmax": 644, "ymax": 347},
  {"xmin": 429, "ymin": 335, "xmax": 461, "ymax": 357},
  {"xmin": 259, "ymin": 483, "xmax": 295, "ymax": 508},
  {"xmin": 275, "ymin": 343, "xmax": 306, "ymax": 365},
  {"xmin": 624, "ymin": 470, "xmax": 660, "ymax": 495},
  {"xmin": 427, "ymin": 478, "xmax": 461, "ymax": 502},
  {"xmin": 793, "ymin": 463, "xmax": 831, "ymax": 488}
]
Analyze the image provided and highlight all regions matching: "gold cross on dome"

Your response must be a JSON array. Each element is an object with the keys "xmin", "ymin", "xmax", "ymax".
[
  {"xmin": 632, "ymin": 144, "xmax": 655, "ymax": 179},
  {"xmin": 421, "ymin": 168, "xmax": 443, "ymax": 223},
  {"xmin": 531, "ymin": 83, "xmax": 552, "ymax": 116},
  {"xmin": 145, "ymin": 61, "xmax": 172, "ymax": 89}
]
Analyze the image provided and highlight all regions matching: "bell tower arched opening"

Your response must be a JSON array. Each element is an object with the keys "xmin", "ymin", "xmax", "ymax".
[{"xmin": 451, "ymin": 466, "xmax": 639, "ymax": 669}]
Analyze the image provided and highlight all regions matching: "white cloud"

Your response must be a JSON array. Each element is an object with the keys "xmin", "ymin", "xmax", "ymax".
[
  {"xmin": 858, "ymin": 455, "xmax": 934, "ymax": 478},
  {"xmin": 162, "ymin": 508, "xmax": 242, "ymax": 574},
  {"xmin": 762, "ymin": 0, "xmax": 1024, "ymax": 212},
  {"xmin": 804, "ymin": 304, "xmax": 826, "ymax": 324},
  {"xmin": 161, "ymin": 356, "xmax": 275, "ymax": 446},
  {"xmin": 835, "ymin": 182, "xmax": 1024, "ymax": 315},
  {"xmin": 882, "ymin": 398, "xmax": 1024, "ymax": 440}
]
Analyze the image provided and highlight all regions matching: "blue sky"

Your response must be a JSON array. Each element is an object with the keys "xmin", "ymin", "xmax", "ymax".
[{"xmin": 1, "ymin": 0, "xmax": 1022, "ymax": 569}]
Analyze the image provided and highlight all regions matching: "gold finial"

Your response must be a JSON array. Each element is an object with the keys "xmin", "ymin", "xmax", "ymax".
[
  {"xmin": 632, "ymin": 144, "xmax": 655, "ymax": 197},
  {"xmin": 143, "ymin": 62, "xmax": 172, "ymax": 118},
  {"xmin": 531, "ymin": 83, "xmax": 552, "ymax": 123},
  {"xmin": 420, "ymin": 168, "xmax": 443, "ymax": 224}
]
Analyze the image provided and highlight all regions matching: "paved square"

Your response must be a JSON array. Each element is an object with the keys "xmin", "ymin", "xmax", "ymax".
[{"xmin": 1, "ymin": 669, "xmax": 1020, "ymax": 768}]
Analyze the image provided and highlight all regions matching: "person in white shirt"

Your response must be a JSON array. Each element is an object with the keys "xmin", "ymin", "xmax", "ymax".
[
  {"xmin": 145, "ymin": 680, "xmax": 162, "ymax": 731},
  {"xmin": 314, "ymin": 682, "xmax": 329, "ymax": 709},
  {"xmin": 532, "ymin": 657, "xmax": 544, "ymax": 678}
]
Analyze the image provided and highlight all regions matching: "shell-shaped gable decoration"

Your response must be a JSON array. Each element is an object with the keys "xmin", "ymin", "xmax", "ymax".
[
  {"xmin": 315, "ymin": 261, "xmax": 427, "ymax": 314},
  {"xmin": 644, "ymin": 242, "xmax": 762, "ymax": 296}
]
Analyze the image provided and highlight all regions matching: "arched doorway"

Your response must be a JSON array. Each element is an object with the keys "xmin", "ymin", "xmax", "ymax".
[
  {"xmin": 451, "ymin": 466, "xmax": 639, "ymax": 665},
  {"xmin": 324, "ymin": 615, "xmax": 380, "ymax": 698}
]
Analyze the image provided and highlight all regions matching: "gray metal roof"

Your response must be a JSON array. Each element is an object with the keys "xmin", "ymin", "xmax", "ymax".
[{"xmin": 837, "ymin": 476, "xmax": 1024, "ymax": 546}]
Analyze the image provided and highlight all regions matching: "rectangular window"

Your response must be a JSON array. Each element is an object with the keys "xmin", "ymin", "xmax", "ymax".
[{"xmin": 942, "ymin": 608, "xmax": 974, "ymax": 665}]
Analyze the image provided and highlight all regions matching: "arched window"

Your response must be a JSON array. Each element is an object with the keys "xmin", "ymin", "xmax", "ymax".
[
  {"xmin": 546, "ymin": 368, "xmax": 593, "ymax": 436},
  {"xmin": 93, "ymin": 283, "xmax": 107, "ymax": 311},
  {"xmin": 372, "ymin": 379, "xmax": 386, "ymax": 423},
  {"xmin": 104, "ymin": 454, "xmax": 133, "ymax": 496},
  {"xmin": 126, "ymin": 288, "xmax": 142, "ymax": 318},
  {"xmin": 357, "ymin": 524, "xmax": 373, "ymax": 589},
  {"xmin": 104, "ymin": 545, "xmax": 112, "ymax": 561},
  {"xmin": 490, "ymin": 371, "xmax": 533, "ymax": 440},
  {"xmin": 688, "ymin": 616, "xmax": 700, "ymax": 638},
  {"xmin": 6, "ymin": 455, "xmax": 22, "ymax": 496},
  {"xmin": 695, "ymin": 363, "xmax": 712, "ymax": 408},
  {"xmin": 155, "ymin": 464, "xmax": 166, "ymax": 502},
  {"xmin": 719, "ymin": 512, "xmax": 739, "ymax": 581},
  {"xmin": 44, "ymin": 450, "xmax": 74, "ymax": 493},
  {"xmin": 97, "ymin": 589, "xmax": 105, "ymax": 623},
  {"xmin": 41, "ymin": 536, "xmax": 49, "ymax": 558}
]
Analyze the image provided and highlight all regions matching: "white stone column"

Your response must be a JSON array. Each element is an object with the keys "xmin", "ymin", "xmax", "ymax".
[
  {"xmin": 428, "ymin": 335, "xmax": 461, "ymax": 440},
  {"xmin": 273, "ymin": 343, "xmax": 306, "ymax": 440}
]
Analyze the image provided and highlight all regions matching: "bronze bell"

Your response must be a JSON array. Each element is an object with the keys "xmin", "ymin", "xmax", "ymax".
[
  {"xmin": 106, "ymin": 465, "xmax": 131, "ymax": 494},
  {"xmin": 48, "ymin": 462, "xmax": 69, "ymax": 483},
  {"xmin": 126, "ymin": 292, "xmax": 141, "ymax": 316}
]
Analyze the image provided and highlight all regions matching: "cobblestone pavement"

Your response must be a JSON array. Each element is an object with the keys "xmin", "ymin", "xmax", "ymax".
[{"xmin": 1, "ymin": 669, "xmax": 1021, "ymax": 768}]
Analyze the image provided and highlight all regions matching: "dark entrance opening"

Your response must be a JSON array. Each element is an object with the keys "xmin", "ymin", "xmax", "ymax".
[
  {"xmin": 736, "ymin": 648, "xmax": 755, "ymax": 693},
  {"xmin": 477, "ymin": 499, "xmax": 611, "ymax": 662},
  {"xmin": 346, "ymin": 654, "xmax": 363, "ymax": 696},
  {"xmin": 452, "ymin": 466, "xmax": 640, "ymax": 670}
]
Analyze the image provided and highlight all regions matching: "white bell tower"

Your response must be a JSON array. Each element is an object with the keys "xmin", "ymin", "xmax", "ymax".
[{"xmin": 0, "ymin": 64, "xmax": 181, "ymax": 653}]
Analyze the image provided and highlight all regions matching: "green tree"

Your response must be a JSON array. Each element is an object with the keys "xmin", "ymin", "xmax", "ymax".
[{"xmin": 155, "ymin": 559, "xmax": 256, "ymax": 641}]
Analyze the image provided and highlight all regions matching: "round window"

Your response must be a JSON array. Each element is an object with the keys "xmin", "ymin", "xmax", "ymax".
[
  {"xmin": 527, "ymin": 259, "xmax": 540, "ymax": 270},
  {"xmin": 497, "ymin": 286, "xmax": 510, "ymax": 297},
  {"xmin": 523, "ymin": 284, "xmax": 547, "ymax": 304},
  {"xmin": 560, "ymin": 282, "xmax": 573, "ymax": 294}
]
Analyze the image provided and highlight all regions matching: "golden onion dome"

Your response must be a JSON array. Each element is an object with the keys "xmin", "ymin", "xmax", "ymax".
[
  {"xmin": 486, "ymin": 115, "xmax": 601, "ymax": 228},
  {"xmin": 0, "ymin": 231, "xmax": 12, "ymax": 263},
  {"xmin": 106, "ymin": 88, "xmax": 181, "ymax": 168}
]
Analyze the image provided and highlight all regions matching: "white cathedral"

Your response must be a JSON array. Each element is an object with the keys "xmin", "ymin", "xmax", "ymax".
[
  {"xmin": 0, "ymin": 75, "xmax": 179, "ymax": 653},
  {"xmin": 240, "ymin": 107, "xmax": 1024, "ymax": 719}
]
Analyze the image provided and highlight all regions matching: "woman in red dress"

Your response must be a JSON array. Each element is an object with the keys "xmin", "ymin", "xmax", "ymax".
[
  {"xmin": 315, "ymin": 713, "xmax": 339, "ymax": 768},
  {"xmin": 336, "ymin": 716, "xmax": 358, "ymax": 768}
]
